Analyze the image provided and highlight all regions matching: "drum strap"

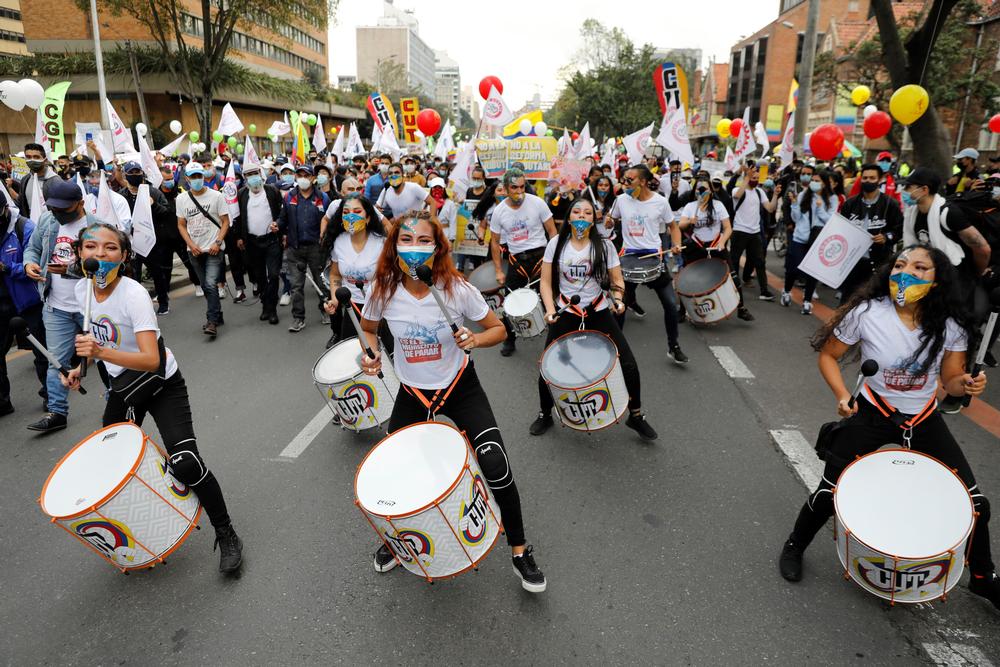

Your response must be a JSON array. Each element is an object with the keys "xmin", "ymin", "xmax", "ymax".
[
  {"xmin": 693, "ymin": 233, "xmax": 722, "ymax": 250},
  {"xmin": 510, "ymin": 249, "xmax": 544, "ymax": 280},
  {"xmin": 402, "ymin": 356, "xmax": 469, "ymax": 417},
  {"xmin": 351, "ymin": 301, "xmax": 363, "ymax": 317},
  {"xmin": 863, "ymin": 386, "xmax": 937, "ymax": 447},
  {"xmin": 559, "ymin": 293, "xmax": 605, "ymax": 328}
]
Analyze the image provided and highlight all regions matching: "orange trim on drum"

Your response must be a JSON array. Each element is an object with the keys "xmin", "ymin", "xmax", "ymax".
[{"xmin": 537, "ymin": 329, "xmax": 619, "ymax": 391}]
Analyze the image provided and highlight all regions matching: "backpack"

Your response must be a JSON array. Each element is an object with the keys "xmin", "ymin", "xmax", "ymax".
[{"xmin": 944, "ymin": 190, "xmax": 1000, "ymax": 258}]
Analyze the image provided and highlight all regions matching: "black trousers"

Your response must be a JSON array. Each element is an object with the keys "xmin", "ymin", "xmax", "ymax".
[
  {"xmin": 131, "ymin": 244, "xmax": 171, "ymax": 307},
  {"xmin": 246, "ymin": 233, "xmax": 283, "ymax": 315},
  {"xmin": 618, "ymin": 269, "xmax": 682, "ymax": 347},
  {"xmin": 0, "ymin": 300, "xmax": 47, "ymax": 402},
  {"xmin": 783, "ymin": 227, "xmax": 821, "ymax": 301},
  {"xmin": 220, "ymin": 239, "xmax": 247, "ymax": 290},
  {"xmin": 387, "ymin": 365, "xmax": 526, "ymax": 547},
  {"xmin": 730, "ymin": 230, "xmax": 768, "ymax": 295},
  {"xmin": 790, "ymin": 400, "xmax": 994, "ymax": 575},
  {"xmin": 538, "ymin": 306, "xmax": 641, "ymax": 412},
  {"xmin": 102, "ymin": 372, "xmax": 232, "ymax": 529},
  {"xmin": 501, "ymin": 246, "xmax": 545, "ymax": 341}
]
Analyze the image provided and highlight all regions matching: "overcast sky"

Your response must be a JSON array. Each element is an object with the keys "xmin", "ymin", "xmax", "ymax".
[{"xmin": 329, "ymin": 0, "xmax": 780, "ymax": 108}]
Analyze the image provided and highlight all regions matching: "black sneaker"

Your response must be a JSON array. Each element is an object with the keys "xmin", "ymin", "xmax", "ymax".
[
  {"xmin": 985, "ymin": 351, "xmax": 998, "ymax": 368},
  {"xmin": 373, "ymin": 543, "xmax": 399, "ymax": 573},
  {"xmin": 737, "ymin": 306, "xmax": 755, "ymax": 322},
  {"xmin": 529, "ymin": 411, "xmax": 553, "ymax": 435},
  {"xmin": 759, "ymin": 291, "xmax": 776, "ymax": 302},
  {"xmin": 779, "ymin": 537, "xmax": 804, "ymax": 582},
  {"xmin": 512, "ymin": 545, "xmax": 546, "ymax": 593},
  {"xmin": 626, "ymin": 413, "xmax": 658, "ymax": 440},
  {"xmin": 939, "ymin": 394, "xmax": 964, "ymax": 415},
  {"xmin": 156, "ymin": 304, "xmax": 170, "ymax": 315},
  {"xmin": 214, "ymin": 524, "xmax": 243, "ymax": 574},
  {"xmin": 27, "ymin": 412, "xmax": 67, "ymax": 433},
  {"xmin": 668, "ymin": 344, "xmax": 689, "ymax": 365},
  {"xmin": 259, "ymin": 311, "xmax": 270, "ymax": 321},
  {"xmin": 233, "ymin": 290, "xmax": 247, "ymax": 304},
  {"xmin": 969, "ymin": 571, "xmax": 1000, "ymax": 610},
  {"xmin": 326, "ymin": 333, "xmax": 340, "ymax": 350},
  {"xmin": 500, "ymin": 338, "xmax": 516, "ymax": 357},
  {"xmin": 268, "ymin": 313, "xmax": 280, "ymax": 325},
  {"xmin": 629, "ymin": 302, "xmax": 646, "ymax": 318}
]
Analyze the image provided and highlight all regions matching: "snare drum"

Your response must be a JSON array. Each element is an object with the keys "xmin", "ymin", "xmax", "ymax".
[
  {"xmin": 834, "ymin": 449, "xmax": 975, "ymax": 604},
  {"xmin": 313, "ymin": 337, "xmax": 400, "ymax": 431},
  {"xmin": 355, "ymin": 421, "xmax": 503, "ymax": 581},
  {"xmin": 620, "ymin": 254, "xmax": 663, "ymax": 284},
  {"xmin": 469, "ymin": 261, "xmax": 508, "ymax": 317},
  {"xmin": 539, "ymin": 330, "xmax": 629, "ymax": 432},
  {"xmin": 504, "ymin": 288, "xmax": 547, "ymax": 337},
  {"xmin": 39, "ymin": 423, "xmax": 202, "ymax": 572},
  {"xmin": 675, "ymin": 258, "xmax": 739, "ymax": 324}
]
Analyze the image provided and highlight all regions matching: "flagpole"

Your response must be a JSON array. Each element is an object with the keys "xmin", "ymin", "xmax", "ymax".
[{"xmin": 89, "ymin": 0, "xmax": 111, "ymax": 130}]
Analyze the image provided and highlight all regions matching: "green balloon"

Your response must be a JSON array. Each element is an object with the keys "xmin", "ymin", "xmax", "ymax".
[
  {"xmin": 306, "ymin": 114, "xmax": 317, "ymax": 126},
  {"xmin": 236, "ymin": 144, "xmax": 245, "ymax": 154},
  {"xmin": 546, "ymin": 129, "xmax": 554, "ymax": 136},
  {"xmin": 212, "ymin": 130, "xmax": 224, "ymax": 143},
  {"xmin": 227, "ymin": 136, "xmax": 238, "ymax": 148},
  {"xmin": 248, "ymin": 123, "xmax": 257, "ymax": 134},
  {"xmin": 188, "ymin": 131, "xmax": 200, "ymax": 142}
]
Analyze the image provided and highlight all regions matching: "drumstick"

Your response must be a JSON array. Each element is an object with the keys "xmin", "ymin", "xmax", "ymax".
[
  {"xmin": 847, "ymin": 360, "xmax": 879, "ymax": 410},
  {"xmin": 10, "ymin": 316, "xmax": 87, "ymax": 395},
  {"xmin": 466, "ymin": 222, "xmax": 481, "ymax": 241},
  {"xmin": 964, "ymin": 288, "xmax": 1000, "ymax": 407},
  {"xmin": 81, "ymin": 258, "xmax": 99, "ymax": 379},
  {"xmin": 552, "ymin": 294, "xmax": 581, "ymax": 319},
  {"xmin": 635, "ymin": 246, "xmax": 687, "ymax": 260},
  {"xmin": 298, "ymin": 262, "xmax": 328, "ymax": 300},
  {"xmin": 335, "ymin": 286, "xmax": 384, "ymax": 379},
  {"xmin": 501, "ymin": 277, "xmax": 540, "ymax": 295},
  {"xmin": 354, "ymin": 280, "xmax": 366, "ymax": 299},
  {"xmin": 415, "ymin": 264, "xmax": 471, "ymax": 356}
]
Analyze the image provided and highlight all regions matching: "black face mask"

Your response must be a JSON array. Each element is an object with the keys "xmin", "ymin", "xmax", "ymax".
[
  {"xmin": 51, "ymin": 205, "xmax": 81, "ymax": 225},
  {"xmin": 75, "ymin": 165, "xmax": 91, "ymax": 178},
  {"xmin": 861, "ymin": 181, "xmax": 879, "ymax": 194},
  {"xmin": 126, "ymin": 174, "xmax": 145, "ymax": 187},
  {"xmin": 26, "ymin": 160, "xmax": 45, "ymax": 173}
]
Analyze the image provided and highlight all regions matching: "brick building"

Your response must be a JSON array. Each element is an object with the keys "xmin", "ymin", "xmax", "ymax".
[{"xmin": 691, "ymin": 62, "xmax": 729, "ymax": 148}]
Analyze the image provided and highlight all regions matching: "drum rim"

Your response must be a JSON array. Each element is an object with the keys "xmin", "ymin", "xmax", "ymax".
[
  {"xmin": 539, "ymin": 329, "xmax": 619, "ymax": 390},
  {"xmin": 312, "ymin": 336, "xmax": 366, "ymax": 385},
  {"xmin": 833, "ymin": 448, "xmax": 975, "ymax": 560},
  {"xmin": 503, "ymin": 287, "xmax": 538, "ymax": 318},
  {"xmin": 354, "ymin": 420, "xmax": 473, "ymax": 519},
  {"xmin": 675, "ymin": 258, "xmax": 730, "ymax": 298},
  {"xmin": 469, "ymin": 262, "xmax": 507, "ymax": 295},
  {"xmin": 39, "ymin": 422, "xmax": 147, "ymax": 520}
]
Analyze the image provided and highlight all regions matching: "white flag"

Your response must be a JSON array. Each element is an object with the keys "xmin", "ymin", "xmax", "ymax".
[
  {"xmin": 573, "ymin": 122, "xmax": 592, "ymax": 160},
  {"xmin": 778, "ymin": 113, "xmax": 795, "ymax": 166},
  {"xmin": 223, "ymin": 160, "xmax": 240, "ymax": 222},
  {"xmin": 371, "ymin": 123, "xmax": 382, "ymax": 152},
  {"xmin": 447, "ymin": 140, "xmax": 477, "ymax": 201},
  {"xmin": 377, "ymin": 125, "xmax": 403, "ymax": 161},
  {"xmin": 74, "ymin": 173, "xmax": 87, "ymax": 200},
  {"xmin": 734, "ymin": 106, "xmax": 756, "ymax": 160},
  {"xmin": 137, "ymin": 132, "xmax": 163, "ymax": 189},
  {"xmin": 157, "ymin": 133, "xmax": 185, "ymax": 157},
  {"xmin": 655, "ymin": 107, "xmax": 695, "ymax": 167},
  {"xmin": 216, "ymin": 102, "xmax": 244, "ymax": 136},
  {"xmin": 96, "ymin": 172, "xmax": 123, "ymax": 230},
  {"xmin": 267, "ymin": 114, "xmax": 291, "ymax": 138},
  {"xmin": 105, "ymin": 98, "xmax": 136, "ymax": 153},
  {"xmin": 481, "ymin": 85, "xmax": 514, "ymax": 127},
  {"xmin": 622, "ymin": 123, "xmax": 655, "ymax": 166},
  {"xmin": 754, "ymin": 121, "xmax": 771, "ymax": 157},
  {"xmin": 28, "ymin": 175, "xmax": 45, "ymax": 222},
  {"xmin": 600, "ymin": 140, "xmax": 616, "ymax": 168},
  {"xmin": 243, "ymin": 135, "xmax": 261, "ymax": 172},
  {"xmin": 130, "ymin": 184, "xmax": 157, "ymax": 257},
  {"xmin": 330, "ymin": 125, "xmax": 345, "ymax": 160},
  {"xmin": 557, "ymin": 130, "xmax": 573, "ymax": 157},
  {"xmin": 312, "ymin": 115, "xmax": 327, "ymax": 152},
  {"xmin": 798, "ymin": 213, "xmax": 873, "ymax": 288},
  {"xmin": 724, "ymin": 146, "xmax": 737, "ymax": 172},
  {"xmin": 433, "ymin": 120, "xmax": 455, "ymax": 160},
  {"xmin": 346, "ymin": 123, "xmax": 364, "ymax": 157}
]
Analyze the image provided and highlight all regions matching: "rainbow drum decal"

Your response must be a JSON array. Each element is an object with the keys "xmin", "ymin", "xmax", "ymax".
[
  {"xmin": 312, "ymin": 337, "xmax": 400, "ymax": 432},
  {"xmin": 39, "ymin": 423, "xmax": 202, "ymax": 571},
  {"xmin": 675, "ymin": 258, "xmax": 739, "ymax": 325},
  {"xmin": 834, "ymin": 449, "xmax": 975, "ymax": 604},
  {"xmin": 540, "ymin": 330, "xmax": 628, "ymax": 432},
  {"xmin": 354, "ymin": 422, "xmax": 502, "ymax": 581}
]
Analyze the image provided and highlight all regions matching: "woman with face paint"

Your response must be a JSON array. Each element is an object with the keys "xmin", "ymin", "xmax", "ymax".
[
  {"xmin": 61, "ymin": 223, "xmax": 244, "ymax": 574},
  {"xmin": 360, "ymin": 211, "xmax": 547, "ymax": 593},
  {"xmin": 530, "ymin": 199, "xmax": 656, "ymax": 440},
  {"xmin": 778, "ymin": 245, "xmax": 1000, "ymax": 611},
  {"xmin": 782, "ymin": 170, "xmax": 834, "ymax": 314}
]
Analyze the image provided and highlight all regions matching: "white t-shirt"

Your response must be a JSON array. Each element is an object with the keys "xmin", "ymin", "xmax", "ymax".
[
  {"xmin": 377, "ymin": 182, "xmax": 428, "ymax": 218},
  {"xmin": 47, "ymin": 217, "xmax": 88, "ymax": 312},
  {"xmin": 732, "ymin": 187, "xmax": 767, "ymax": 234},
  {"xmin": 542, "ymin": 237, "xmax": 620, "ymax": 311},
  {"xmin": 438, "ymin": 200, "xmax": 458, "ymax": 241},
  {"xmin": 325, "ymin": 198, "xmax": 387, "ymax": 222},
  {"xmin": 245, "ymin": 188, "xmax": 274, "ymax": 237},
  {"xmin": 362, "ymin": 279, "xmax": 489, "ymax": 390},
  {"xmin": 611, "ymin": 193, "xmax": 673, "ymax": 252},
  {"xmin": 484, "ymin": 204, "xmax": 506, "ymax": 244},
  {"xmin": 657, "ymin": 174, "xmax": 691, "ymax": 198},
  {"xmin": 176, "ymin": 188, "xmax": 226, "ymax": 251},
  {"xmin": 332, "ymin": 233, "xmax": 385, "ymax": 304},
  {"xmin": 489, "ymin": 194, "xmax": 551, "ymax": 254},
  {"xmin": 835, "ymin": 297, "xmax": 966, "ymax": 414},
  {"xmin": 681, "ymin": 200, "xmax": 729, "ymax": 243},
  {"xmin": 73, "ymin": 277, "xmax": 178, "ymax": 379}
]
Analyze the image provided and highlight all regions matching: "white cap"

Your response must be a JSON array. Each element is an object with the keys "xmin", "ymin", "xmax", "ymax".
[{"xmin": 428, "ymin": 177, "xmax": 446, "ymax": 189}]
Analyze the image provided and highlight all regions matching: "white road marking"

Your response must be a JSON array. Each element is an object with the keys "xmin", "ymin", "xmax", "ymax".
[
  {"xmin": 279, "ymin": 407, "xmax": 334, "ymax": 459},
  {"xmin": 768, "ymin": 429, "xmax": 823, "ymax": 491},
  {"xmin": 922, "ymin": 642, "xmax": 995, "ymax": 667},
  {"xmin": 709, "ymin": 345, "xmax": 755, "ymax": 379}
]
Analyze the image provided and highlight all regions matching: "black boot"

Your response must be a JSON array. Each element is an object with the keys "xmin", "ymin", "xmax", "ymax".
[
  {"xmin": 214, "ymin": 524, "xmax": 244, "ymax": 574},
  {"xmin": 778, "ymin": 536, "xmax": 805, "ymax": 582}
]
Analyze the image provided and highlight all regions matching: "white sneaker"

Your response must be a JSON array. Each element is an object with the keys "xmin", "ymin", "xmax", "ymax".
[
  {"xmin": 780, "ymin": 291, "xmax": 791, "ymax": 307},
  {"xmin": 195, "ymin": 286, "xmax": 205, "ymax": 297},
  {"xmin": 279, "ymin": 293, "xmax": 291, "ymax": 307},
  {"xmin": 801, "ymin": 301, "xmax": 813, "ymax": 315}
]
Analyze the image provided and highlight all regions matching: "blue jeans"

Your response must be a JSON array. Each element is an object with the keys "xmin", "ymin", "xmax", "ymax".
[
  {"xmin": 191, "ymin": 253, "xmax": 224, "ymax": 324},
  {"xmin": 43, "ymin": 305, "xmax": 84, "ymax": 416}
]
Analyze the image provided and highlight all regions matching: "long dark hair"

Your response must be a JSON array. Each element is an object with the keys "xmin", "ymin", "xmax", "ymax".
[
  {"xmin": 549, "ymin": 198, "xmax": 610, "ymax": 298},
  {"xmin": 811, "ymin": 244, "xmax": 977, "ymax": 375},
  {"xmin": 74, "ymin": 222, "xmax": 134, "ymax": 277},
  {"xmin": 800, "ymin": 169, "xmax": 833, "ymax": 213},
  {"xmin": 320, "ymin": 193, "xmax": 385, "ymax": 258},
  {"xmin": 693, "ymin": 175, "xmax": 716, "ymax": 225}
]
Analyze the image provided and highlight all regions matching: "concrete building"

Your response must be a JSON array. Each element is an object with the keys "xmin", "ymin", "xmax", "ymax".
[
  {"xmin": 460, "ymin": 85, "xmax": 480, "ymax": 126},
  {"xmin": 434, "ymin": 50, "xmax": 461, "ymax": 122},
  {"xmin": 337, "ymin": 75, "xmax": 357, "ymax": 91},
  {"xmin": 356, "ymin": 1, "xmax": 435, "ymax": 95},
  {"xmin": 0, "ymin": 0, "xmax": 26, "ymax": 55}
]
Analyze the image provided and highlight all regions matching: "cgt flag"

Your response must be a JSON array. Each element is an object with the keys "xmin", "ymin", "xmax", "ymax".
[
  {"xmin": 653, "ymin": 62, "xmax": 689, "ymax": 118},
  {"xmin": 38, "ymin": 82, "xmax": 71, "ymax": 156},
  {"xmin": 367, "ymin": 92, "xmax": 398, "ymax": 137}
]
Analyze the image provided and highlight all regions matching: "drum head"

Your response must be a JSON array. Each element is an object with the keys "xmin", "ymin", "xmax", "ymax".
[
  {"xmin": 469, "ymin": 262, "xmax": 506, "ymax": 292},
  {"xmin": 504, "ymin": 289, "xmax": 537, "ymax": 317},
  {"xmin": 676, "ymin": 259, "xmax": 728, "ymax": 296},
  {"xmin": 41, "ymin": 423, "xmax": 146, "ymax": 518},
  {"xmin": 540, "ymin": 331, "xmax": 618, "ymax": 389},
  {"xmin": 836, "ymin": 450, "xmax": 973, "ymax": 557},
  {"xmin": 356, "ymin": 422, "xmax": 468, "ymax": 516},
  {"xmin": 313, "ymin": 337, "xmax": 364, "ymax": 385}
]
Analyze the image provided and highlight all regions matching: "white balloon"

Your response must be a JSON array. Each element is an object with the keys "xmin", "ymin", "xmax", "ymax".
[
  {"xmin": 0, "ymin": 80, "xmax": 25, "ymax": 111},
  {"xmin": 519, "ymin": 119, "xmax": 532, "ymax": 136},
  {"xmin": 863, "ymin": 104, "xmax": 878, "ymax": 120},
  {"xmin": 534, "ymin": 121, "xmax": 547, "ymax": 137},
  {"xmin": 415, "ymin": 129, "xmax": 425, "ymax": 138},
  {"xmin": 136, "ymin": 122, "xmax": 148, "ymax": 137},
  {"xmin": 18, "ymin": 79, "xmax": 44, "ymax": 109},
  {"xmin": 169, "ymin": 120, "xmax": 182, "ymax": 134}
]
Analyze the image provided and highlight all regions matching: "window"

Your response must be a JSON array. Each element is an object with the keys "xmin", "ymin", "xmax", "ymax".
[
  {"xmin": 181, "ymin": 13, "xmax": 324, "ymax": 71},
  {"xmin": 0, "ymin": 29, "xmax": 25, "ymax": 43},
  {"xmin": 782, "ymin": 0, "xmax": 804, "ymax": 11},
  {"xmin": 0, "ymin": 7, "xmax": 22, "ymax": 20}
]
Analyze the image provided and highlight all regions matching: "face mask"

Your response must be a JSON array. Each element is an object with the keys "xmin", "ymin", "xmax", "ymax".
[
  {"xmin": 900, "ymin": 190, "xmax": 917, "ymax": 207},
  {"xmin": 763, "ymin": 179, "xmax": 774, "ymax": 188},
  {"xmin": 126, "ymin": 174, "xmax": 144, "ymax": 187},
  {"xmin": 471, "ymin": 180, "xmax": 485, "ymax": 189},
  {"xmin": 404, "ymin": 165, "xmax": 415, "ymax": 174},
  {"xmin": 889, "ymin": 271, "xmax": 934, "ymax": 307},
  {"xmin": 316, "ymin": 174, "xmax": 329, "ymax": 186},
  {"xmin": 342, "ymin": 212, "xmax": 366, "ymax": 233},
  {"xmin": 569, "ymin": 218, "xmax": 592, "ymax": 239},
  {"xmin": 509, "ymin": 192, "xmax": 524, "ymax": 204},
  {"xmin": 246, "ymin": 175, "xmax": 263, "ymax": 190},
  {"xmin": 161, "ymin": 180, "xmax": 175, "ymax": 191},
  {"xmin": 104, "ymin": 165, "xmax": 115, "ymax": 173},
  {"xmin": 76, "ymin": 166, "xmax": 91, "ymax": 178},
  {"xmin": 51, "ymin": 206, "xmax": 81, "ymax": 225},
  {"xmin": 396, "ymin": 244, "xmax": 435, "ymax": 277},
  {"xmin": 878, "ymin": 161, "xmax": 891, "ymax": 173},
  {"xmin": 809, "ymin": 181, "xmax": 823, "ymax": 193},
  {"xmin": 215, "ymin": 168, "xmax": 225, "ymax": 178},
  {"xmin": 696, "ymin": 186, "xmax": 709, "ymax": 198},
  {"xmin": 388, "ymin": 174, "xmax": 403, "ymax": 187},
  {"xmin": 496, "ymin": 195, "xmax": 507, "ymax": 203},
  {"xmin": 624, "ymin": 187, "xmax": 637, "ymax": 198},
  {"xmin": 26, "ymin": 160, "xmax": 45, "ymax": 173},
  {"xmin": 800, "ymin": 174, "xmax": 812, "ymax": 184},
  {"xmin": 188, "ymin": 177, "xmax": 205, "ymax": 192},
  {"xmin": 379, "ymin": 164, "xmax": 389, "ymax": 174},
  {"xmin": 93, "ymin": 259, "xmax": 123, "ymax": 289},
  {"xmin": 861, "ymin": 181, "xmax": 879, "ymax": 194},
  {"xmin": 297, "ymin": 177, "xmax": 312, "ymax": 190},
  {"xmin": 748, "ymin": 179, "xmax": 759, "ymax": 188},
  {"xmin": 597, "ymin": 188, "xmax": 610, "ymax": 196},
  {"xmin": 87, "ymin": 184, "xmax": 100, "ymax": 195}
]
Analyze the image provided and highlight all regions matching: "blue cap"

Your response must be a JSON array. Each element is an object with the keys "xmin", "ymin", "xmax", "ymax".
[
  {"xmin": 46, "ymin": 179, "xmax": 84, "ymax": 208},
  {"xmin": 123, "ymin": 160, "xmax": 142, "ymax": 173},
  {"xmin": 295, "ymin": 164, "xmax": 313, "ymax": 175}
]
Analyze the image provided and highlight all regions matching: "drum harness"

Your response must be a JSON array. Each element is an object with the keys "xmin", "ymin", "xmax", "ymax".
[
  {"xmin": 509, "ymin": 248, "xmax": 545, "ymax": 281},
  {"xmin": 863, "ymin": 386, "xmax": 938, "ymax": 449},
  {"xmin": 402, "ymin": 356, "xmax": 469, "ymax": 420}
]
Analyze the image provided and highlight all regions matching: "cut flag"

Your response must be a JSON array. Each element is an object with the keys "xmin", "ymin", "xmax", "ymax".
[
  {"xmin": 482, "ymin": 85, "xmax": 514, "ymax": 127},
  {"xmin": 105, "ymin": 98, "xmax": 136, "ymax": 153},
  {"xmin": 622, "ymin": 123, "xmax": 655, "ymax": 166},
  {"xmin": 734, "ymin": 106, "xmax": 757, "ymax": 161},
  {"xmin": 243, "ymin": 135, "xmax": 261, "ymax": 171},
  {"xmin": 655, "ymin": 107, "xmax": 694, "ymax": 167},
  {"xmin": 216, "ymin": 102, "xmax": 244, "ymax": 136}
]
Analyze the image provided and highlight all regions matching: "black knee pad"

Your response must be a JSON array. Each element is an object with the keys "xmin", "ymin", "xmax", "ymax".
[
  {"xmin": 973, "ymin": 492, "xmax": 991, "ymax": 523},
  {"xmin": 168, "ymin": 449, "xmax": 209, "ymax": 486},
  {"xmin": 471, "ymin": 427, "xmax": 512, "ymax": 490},
  {"xmin": 807, "ymin": 479, "xmax": 835, "ymax": 517}
]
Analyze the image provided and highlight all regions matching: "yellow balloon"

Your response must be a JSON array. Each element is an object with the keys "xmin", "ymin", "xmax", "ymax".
[
  {"xmin": 889, "ymin": 84, "xmax": 929, "ymax": 125},
  {"xmin": 717, "ymin": 118, "xmax": 732, "ymax": 139},
  {"xmin": 851, "ymin": 85, "xmax": 871, "ymax": 106}
]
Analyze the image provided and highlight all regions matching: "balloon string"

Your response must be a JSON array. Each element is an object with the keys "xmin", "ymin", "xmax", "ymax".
[{"xmin": 918, "ymin": 0, "xmax": 947, "ymax": 87}]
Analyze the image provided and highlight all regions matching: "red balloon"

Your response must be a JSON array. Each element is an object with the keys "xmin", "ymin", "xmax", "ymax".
[
  {"xmin": 728, "ymin": 118, "xmax": 744, "ymax": 138},
  {"xmin": 809, "ymin": 123, "xmax": 845, "ymax": 161},
  {"xmin": 479, "ymin": 76, "xmax": 503, "ymax": 100},
  {"xmin": 571, "ymin": 132, "xmax": 580, "ymax": 141},
  {"xmin": 863, "ymin": 111, "xmax": 892, "ymax": 139},
  {"xmin": 989, "ymin": 113, "xmax": 1000, "ymax": 134},
  {"xmin": 416, "ymin": 108, "xmax": 442, "ymax": 136}
]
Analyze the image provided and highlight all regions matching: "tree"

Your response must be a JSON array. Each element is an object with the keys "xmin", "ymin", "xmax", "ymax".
[{"xmin": 85, "ymin": 0, "xmax": 338, "ymax": 140}]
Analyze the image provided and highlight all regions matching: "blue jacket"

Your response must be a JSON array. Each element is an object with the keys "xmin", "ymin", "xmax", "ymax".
[
  {"xmin": 790, "ymin": 191, "xmax": 833, "ymax": 244},
  {"xmin": 278, "ymin": 187, "xmax": 329, "ymax": 249},
  {"xmin": 1, "ymin": 215, "xmax": 43, "ymax": 312},
  {"xmin": 22, "ymin": 211, "xmax": 100, "ymax": 302}
]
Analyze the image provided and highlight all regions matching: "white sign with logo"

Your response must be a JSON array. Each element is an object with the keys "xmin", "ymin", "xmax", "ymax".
[{"xmin": 797, "ymin": 213, "xmax": 873, "ymax": 289}]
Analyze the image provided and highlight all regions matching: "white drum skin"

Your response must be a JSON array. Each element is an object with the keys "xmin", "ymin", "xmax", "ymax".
[
  {"xmin": 539, "ymin": 330, "xmax": 629, "ymax": 432},
  {"xmin": 675, "ymin": 259, "xmax": 739, "ymax": 324},
  {"xmin": 504, "ymin": 288, "xmax": 547, "ymax": 338},
  {"xmin": 312, "ymin": 337, "xmax": 400, "ymax": 431},
  {"xmin": 834, "ymin": 449, "xmax": 975, "ymax": 604}
]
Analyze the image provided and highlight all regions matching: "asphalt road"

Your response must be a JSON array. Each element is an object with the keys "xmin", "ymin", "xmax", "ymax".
[{"xmin": 2, "ymin": 265, "xmax": 998, "ymax": 666}]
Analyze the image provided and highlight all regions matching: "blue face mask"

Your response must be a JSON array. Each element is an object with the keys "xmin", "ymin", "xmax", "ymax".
[
  {"xmin": 597, "ymin": 188, "xmax": 610, "ymax": 196},
  {"xmin": 878, "ymin": 161, "xmax": 891, "ymax": 173},
  {"xmin": 396, "ymin": 244, "xmax": 435, "ymax": 277},
  {"xmin": 247, "ymin": 175, "xmax": 263, "ymax": 189},
  {"xmin": 763, "ymin": 179, "xmax": 774, "ymax": 188},
  {"xmin": 624, "ymin": 186, "xmax": 637, "ymax": 198},
  {"xmin": 800, "ymin": 173, "xmax": 811, "ymax": 184},
  {"xmin": 188, "ymin": 177, "xmax": 204, "ymax": 192},
  {"xmin": 809, "ymin": 181, "xmax": 823, "ymax": 193},
  {"xmin": 161, "ymin": 180, "xmax": 175, "ymax": 191},
  {"xmin": 87, "ymin": 184, "xmax": 100, "ymax": 195},
  {"xmin": 901, "ymin": 190, "xmax": 917, "ymax": 207},
  {"xmin": 281, "ymin": 173, "xmax": 294, "ymax": 185},
  {"xmin": 569, "ymin": 219, "xmax": 593, "ymax": 239},
  {"xmin": 496, "ymin": 195, "xmax": 507, "ymax": 203},
  {"xmin": 93, "ymin": 259, "xmax": 122, "ymax": 288},
  {"xmin": 342, "ymin": 212, "xmax": 366, "ymax": 233}
]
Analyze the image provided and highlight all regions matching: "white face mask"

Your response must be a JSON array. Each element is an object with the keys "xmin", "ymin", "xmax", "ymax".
[{"xmin": 296, "ymin": 177, "xmax": 312, "ymax": 190}]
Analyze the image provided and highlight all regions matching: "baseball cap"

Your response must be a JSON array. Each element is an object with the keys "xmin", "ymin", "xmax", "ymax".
[
  {"xmin": 954, "ymin": 147, "xmax": 980, "ymax": 161},
  {"xmin": 428, "ymin": 176, "xmax": 446, "ymax": 189},
  {"xmin": 185, "ymin": 164, "xmax": 206, "ymax": 177},
  {"xmin": 876, "ymin": 151, "xmax": 893, "ymax": 161},
  {"xmin": 46, "ymin": 179, "xmax": 84, "ymax": 208},
  {"xmin": 123, "ymin": 160, "xmax": 142, "ymax": 173},
  {"xmin": 901, "ymin": 166, "xmax": 941, "ymax": 193},
  {"xmin": 294, "ymin": 164, "xmax": 314, "ymax": 175},
  {"xmin": 279, "ymin": 163, "xmax": 294, "ymax": 173}
]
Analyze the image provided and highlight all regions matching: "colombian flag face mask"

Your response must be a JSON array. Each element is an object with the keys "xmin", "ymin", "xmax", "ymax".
[
  {"xmin": 889, "ymin": 272, "xmax": 935, "ymax": 306},
  {"xmin": 397, "ymin": 245, "xmax": 435, "ymax": 278}
]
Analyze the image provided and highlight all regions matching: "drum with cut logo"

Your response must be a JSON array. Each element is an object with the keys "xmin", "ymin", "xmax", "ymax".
[
  {"xmin": 313, "ymin": 337, "xmax": 400, "ymax": 431},
  {"xmin": 539, "ymin": 330, "xmax": 629, "ymax": 432},
  {"xmin": 355, "ymin": 421, "xmax": 503, "ymax": 581},
  {"xmin": 469, "ymin": 261, "xmax": 508, "ymax": 317},
  {"xmin": 504, "ymin": 288, "xmax": 547, "ymax": 338},
  {"xmin": 675, "ymin": 258, "xmax": 739, "ymax": 324},
  {"xmin": 834, "ymin": 449, "xmax": 975, "ymax": 604},
  {"xmin": 39, "ymin": 422, "xmax": 202, "ymax": 572}
]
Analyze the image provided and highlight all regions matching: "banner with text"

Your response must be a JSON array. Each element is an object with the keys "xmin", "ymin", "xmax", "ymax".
[
  {"xmin": 400, "ymin": 97, "xmax": 420, "ymax": 144},
  {"xmin": 475, "ymin": 137, "xmax": 558, "ymax": 179}
]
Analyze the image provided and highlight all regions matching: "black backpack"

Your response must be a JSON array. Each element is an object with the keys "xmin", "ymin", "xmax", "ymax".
[{"xmin": 944, "ymin": 190, "xmax": 1000, "ymax": 257}]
